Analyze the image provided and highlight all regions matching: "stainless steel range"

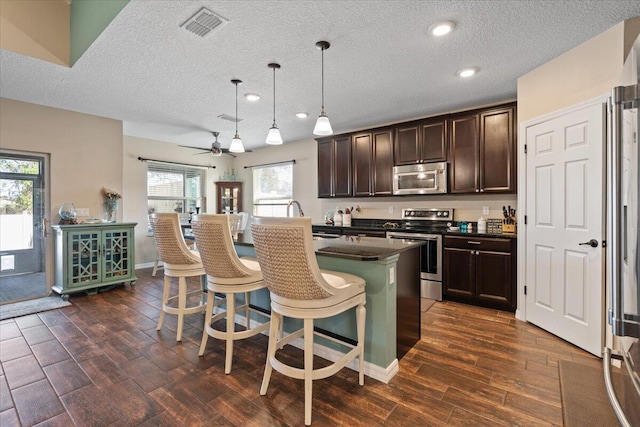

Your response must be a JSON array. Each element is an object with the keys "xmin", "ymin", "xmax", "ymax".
[{"xmin": 387, "ymin": 208, "xmax": 453, "ymax": 301}]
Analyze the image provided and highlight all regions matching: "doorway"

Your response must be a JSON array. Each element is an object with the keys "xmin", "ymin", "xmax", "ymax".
[{"xmin": 0, "ymin": 153, "xmax": 47, "ymax": 303}]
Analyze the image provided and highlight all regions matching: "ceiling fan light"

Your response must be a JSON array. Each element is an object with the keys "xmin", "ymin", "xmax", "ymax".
[
  {"xmin": 313, "ymin": 113, "xmax": 333, "ymax": 136},
  {"xmin": 229, "ymin": 135, "xmax": 245, "ymax": 153},
  {"xmin": 266, "ymin": 126, "xmax": 283, "ymax": 145}
]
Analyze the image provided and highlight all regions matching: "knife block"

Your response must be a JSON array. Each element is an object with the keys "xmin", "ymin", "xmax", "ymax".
[{"xmin": 502, "ymin": 219, "xmax": 516, "ymax": 234}]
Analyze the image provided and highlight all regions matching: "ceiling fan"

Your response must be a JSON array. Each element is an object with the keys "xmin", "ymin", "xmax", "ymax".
[{"xmin": 179, "ymin": 132, "xmax": 251, "ymax": 157}]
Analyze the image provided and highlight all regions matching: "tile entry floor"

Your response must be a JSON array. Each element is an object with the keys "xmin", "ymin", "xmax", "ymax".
[{"xmin": 0, "ymin": 267, "xmax": 599, "ymax": 426}]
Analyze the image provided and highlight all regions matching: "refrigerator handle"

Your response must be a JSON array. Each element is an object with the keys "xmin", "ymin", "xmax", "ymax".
[{"xmin": 607, "ymin": 86, "xmax": 624, "ymax": 336}]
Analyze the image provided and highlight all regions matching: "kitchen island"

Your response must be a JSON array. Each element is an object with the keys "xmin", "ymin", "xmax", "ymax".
[{"xmin": 234, "ymin": 233, "xmax": 423, "ymax": 383}]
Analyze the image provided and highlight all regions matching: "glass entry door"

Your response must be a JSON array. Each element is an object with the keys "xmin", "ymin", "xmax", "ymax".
[{"xmin": 0, "ymin": 154, "xmax": 46, "ymax": 302}]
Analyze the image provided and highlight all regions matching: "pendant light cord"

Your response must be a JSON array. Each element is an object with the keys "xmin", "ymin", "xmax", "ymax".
[
  {"xmin": 235, "ymin": 82, "xmax": 239, "ymax": 136},
  {"xmin": 321, "ymin": 46, "xmax": 325, "ymax": 112},
  {"xmin": 272, "ymin": 66, "xmax": 277, "ymax": 126}
]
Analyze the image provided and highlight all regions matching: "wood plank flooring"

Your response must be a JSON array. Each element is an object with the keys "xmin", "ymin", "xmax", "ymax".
[{"xmin": 0, "ymin": 268, "xmax": 599, "ymax": 426}]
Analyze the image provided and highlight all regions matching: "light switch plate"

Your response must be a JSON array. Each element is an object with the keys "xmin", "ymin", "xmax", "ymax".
[
  {"xmin": 482, "ymin": 206, "xmax": 490, "ymax": 215},
  {"xmin": 76, "ymin": 208, "xmax": 90, "ymax": 217},
  {"xmin": 389, "ymin": 266, "xmax": 395, "ymax": 284},
  {"xmin": 388, "ymin": 206, "xmax": 394, "ymax": 214}
]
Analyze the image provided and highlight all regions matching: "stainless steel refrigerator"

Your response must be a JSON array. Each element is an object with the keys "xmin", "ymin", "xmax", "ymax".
[{"xmin": 604, "ymin": 34, "xmax": 640, "ymax": 427}]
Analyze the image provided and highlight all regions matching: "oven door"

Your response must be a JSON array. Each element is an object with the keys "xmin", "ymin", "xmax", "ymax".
[{"xmin": 387, "ymin": 232, "xmax": 442, "ymax": 282}]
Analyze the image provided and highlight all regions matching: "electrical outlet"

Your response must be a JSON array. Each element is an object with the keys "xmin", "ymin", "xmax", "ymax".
[
  {"xmin": 389, "ymin": 267, "xmax": 395, "ymax": 284},
  {"xmin": 388, "ymin": 206, "xmax": 394, "ymax": 214},
  {"xmin": 482, "ymin": 206, "xmax": 490, "ymax": 216},
  {"xmin": 76, "ymin": 208, "xmax": 90, "ymax": 217}
]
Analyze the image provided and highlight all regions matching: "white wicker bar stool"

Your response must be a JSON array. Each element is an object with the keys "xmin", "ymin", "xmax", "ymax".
[
  {"xmin": 191, "ymin": 214, "xmax": 270, "ymax": 374},
  {"xmin": 149, "ymin": 213, "xmax": 206, "ymax": 341},
  {"xmin": 251, "ymin": 217, "xmax": 366, "ymax": 426}
]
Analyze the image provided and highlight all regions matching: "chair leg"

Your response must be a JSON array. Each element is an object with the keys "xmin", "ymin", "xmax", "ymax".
[
  {"xmin": 199, "ymin": 289, "xmax": 214, "ymax": 356},
  {"xmin": 152, "ymin": 258, "xmax": 159, "ymax": 276},
  {"xmin": 176, "ymin": 277, "xmax": 187, "ymax": 342},
  {"xmin": 304, "ymin": 318, "xmax": 314, "ymax": 426},
  {"xmin": 245, "ymin": 292, "xmax": 251, "ymax": 330},
  {"xmin": 260, "ymin": 312, "xmax": 280, "ymax": 395},
  {"xmin": 224, "ymin": 293, "xmax": 235, "ymax": 374},
  {"xmin": 356, "ymin": 304, "xmax": 366, "ymax": 386},
  {"xmin": 157, "ymin": 275, "xmax": 170, "ymax": 331}
]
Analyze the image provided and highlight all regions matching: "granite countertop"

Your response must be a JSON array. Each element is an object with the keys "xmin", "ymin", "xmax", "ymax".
[
  {"xmin": 234, "ymin": 233, "xmax": 423, "ymax": 261},
  {"xmin": 444, "ymin": 231, "xmax": 518, "ymax": 239},
  {"xmin": 312, "ymin": 223, "xmax": 517, "ymax": 239}
]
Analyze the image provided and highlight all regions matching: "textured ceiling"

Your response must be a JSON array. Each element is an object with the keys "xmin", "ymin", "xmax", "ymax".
[{"xmin": 1, "ymin": 1, "xmax": 639, "ymax": 152}]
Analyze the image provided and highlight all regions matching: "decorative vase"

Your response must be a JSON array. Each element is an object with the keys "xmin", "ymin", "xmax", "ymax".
[
  {"xmin": 104, "ymin": 200, "xmax": 119, "ymax": 222},
  {"xmin": 59, "ymin": 203, "xmax": 77, "ymax": 221}
]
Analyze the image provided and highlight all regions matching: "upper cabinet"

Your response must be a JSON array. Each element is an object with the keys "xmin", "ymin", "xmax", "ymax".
[
  {"xmin": 449, "ymin": 104, "xmax": 516, "ymax": 194},
  {"xmin": 394, "ymin": 118, "xmax": 447, "ymax": 165},
  {"xmin": 352, "ymin": 128, "xmax": 394, "ymax": 197},
  {"xmin": 318, "ymin": 135, "xmax": 353, "ymax": 198}
]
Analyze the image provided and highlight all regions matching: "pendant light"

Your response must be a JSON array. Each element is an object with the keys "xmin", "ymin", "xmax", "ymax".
[
  {"xmin": 313, "ymin": 40, "xmax": 333, "ymax": 136},
  {"xmin": 229, "ymin": 79, "xmax": 245, "ymax": 153},
  {"xmin": 265, "ymin": 63, "xmax": 283, "ymax": 145}
]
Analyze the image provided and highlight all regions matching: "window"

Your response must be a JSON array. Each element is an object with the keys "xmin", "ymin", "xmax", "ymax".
[
  {"xmin": 147, "ymin": 163, "xmax": 205, "ymax": 216},
  {"xmin": 252, "ymin": 162, "xmax": 293, "ymax": 217}
]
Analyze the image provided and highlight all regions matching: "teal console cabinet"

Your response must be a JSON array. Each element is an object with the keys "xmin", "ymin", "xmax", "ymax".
[{"xmin": 52, "ymin": 223, "xmax": 137, "ymax": 299}]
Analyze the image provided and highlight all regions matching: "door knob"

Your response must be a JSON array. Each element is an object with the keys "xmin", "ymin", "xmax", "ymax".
[{"xmin": 579, "ymin": 239, "xmax": 598, "ymax": 248}]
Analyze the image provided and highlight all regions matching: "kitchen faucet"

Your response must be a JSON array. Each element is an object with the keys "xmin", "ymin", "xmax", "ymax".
[{"xmin": 287, "ymin": 200, "xmax": 304, "ymax": 217}]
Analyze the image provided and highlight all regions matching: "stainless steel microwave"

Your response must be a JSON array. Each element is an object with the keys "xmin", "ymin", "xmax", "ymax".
[{"xmin": 392, "ymin": 162, "xmax": 448, "ymax": 195}]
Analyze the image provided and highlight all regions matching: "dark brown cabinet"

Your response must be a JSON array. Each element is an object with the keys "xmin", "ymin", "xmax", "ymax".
[
  {"xmin": 443, "ymin": 235, "xmax": 516, "ymax": 311},
  {"xmin": 449, "ymin": 104, "xmax": 516, "ymax": 194},
  {"xmin": 352, "ymin": 129, "xmax": 394, "ymax": 196},
  {"xmin": 394, "ymin": 118, "xmax": 447, "ymax": 165},
  {"xmin": 215, "ymin": 181, "xmax": 242, "ymax": 214},
  {"xmin": 318, "ymin": 136, "xmax": 353, "ymax": 198}
]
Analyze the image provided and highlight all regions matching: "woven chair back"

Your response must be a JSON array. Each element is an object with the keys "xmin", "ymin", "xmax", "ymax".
[
  {"xmin": 149, "ymin": 213, "xmax": 200, "ymax": 265},
  {"xmin": 191, "ymin": 214, "xmax": 255, "ymax": 279},
  {"xmin": 251, "ymin": 217, "xmax": 332, "ymax": 300}
]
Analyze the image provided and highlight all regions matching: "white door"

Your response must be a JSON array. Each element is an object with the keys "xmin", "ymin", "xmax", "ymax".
[{"xmin": 524, "ymin": 101, "xmax": 605, "ymax": 356}]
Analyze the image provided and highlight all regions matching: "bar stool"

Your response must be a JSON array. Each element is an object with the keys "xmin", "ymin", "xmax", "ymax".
[
  {"xmin": 251, "ymin": 217, "xmax": 366, "ymax": 426},
  {"xmin": 191, "ymin": 214, "xmax": 270, "ymax": 374},
  {"xmin": 149, "ymin": 213, "xmax": 206, "ymax": 341}
]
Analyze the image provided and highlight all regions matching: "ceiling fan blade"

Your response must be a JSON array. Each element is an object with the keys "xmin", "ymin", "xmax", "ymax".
[{"xmin": 179, "ymin": 144, "xmax": 210, "ymax": 151}]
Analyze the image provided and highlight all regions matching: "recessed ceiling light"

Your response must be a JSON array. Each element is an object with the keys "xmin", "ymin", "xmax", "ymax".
[
  {"xmin": 296, "ymin": 112, "xmax": 308, "ymax": 118},
  {"xmin": 429, "ymin": 21, "xmax": 456, "ymax": 37},
  {"xmin": 457, "ymin": 67, "xmax": 479, "ymax": 78},
  {"xmin": 245, "ymin": 93, "xmax": 260, "ymax": 101}
]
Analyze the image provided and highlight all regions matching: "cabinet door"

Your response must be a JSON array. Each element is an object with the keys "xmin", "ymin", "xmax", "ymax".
[
  {"xmin": 317, "ymin": 139, "xmax": 334, "ymax": 198},
  {"xmin": 421, "ymin": 119, "xmax": 447, "ymax": 162},
  {"xmin": 449, "ymin": 114, "xmax": 480, "ymax": 193},
  {"xmin": 480, "ymin": 107, "xmax": 515, "ymax": 192},
  {"xmin": 372, "ymin": 129, "xmax": 394, "ymax": 195},
  {"xmin": 394, "ymin": 124, "xmax": 420, "ymax": 165},
  {"xmin": 333, "ymin": 136, "xmax": 353, "ymax": 197},
  {"xmin": 443, "ymin": 247, "xmax": 474, "ymax": 298},
  {"xmin": 102, "ymin": 227, "xmax": 134, "ymax": 281},
  {"xmin": 67, "ymin": 230, "xmax": 101, "ymax": 287},
  {"xmin": 475, "ymin": 250, "xmax": 513, "ymax": 307},
  {"xmin": 353, "ymin": 132, "xmax": 373, "ymax": 196}
]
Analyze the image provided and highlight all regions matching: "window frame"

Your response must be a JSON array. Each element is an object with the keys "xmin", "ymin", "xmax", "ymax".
[
  {"xmin": 252, "ymin": 162, "xmax": 294, "ymax": 218},
  {"xmin": 146, "ymin": 163, "xmax": 206, "ymax": 216}
]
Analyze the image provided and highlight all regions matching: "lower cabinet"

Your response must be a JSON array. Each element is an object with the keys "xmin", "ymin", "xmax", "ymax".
[
  {"xmin": 443, "ymin": 235, "xmax": 516, "ymax": 311},
  {"xmin": 52, "ymin": 223, "xmax": 137, "ymax": 299}
]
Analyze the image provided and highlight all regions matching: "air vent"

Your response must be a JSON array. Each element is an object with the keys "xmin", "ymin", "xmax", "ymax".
[
  {"xmin": 181, "ymin": 7, "xmax": 228, "ymax": 38},
  {"xmin": 217, "ymin": 114, "xmax": 243, "ymax": 122}
]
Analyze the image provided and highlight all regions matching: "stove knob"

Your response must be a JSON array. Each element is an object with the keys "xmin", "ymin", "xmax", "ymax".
[
  {"xmin": 436, "ymin": 212, "xmax": 442, "ymax": 217},
  {"xmin": 443, "ymin": 211, "xmax": 449, "ymax": 217}
]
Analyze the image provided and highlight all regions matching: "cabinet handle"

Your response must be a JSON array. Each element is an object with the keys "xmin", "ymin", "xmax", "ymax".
[
  {"xmin": 480, "ymin": 189, "xmax": 484, "ymax": 192},
  {"xmin": 476, "ymin": 251, "xmax": 480, "ymax": 255},
  {"xmin": 467, "ymin": 241, "xmax": 481, "ymax": 245},
  {"xmin": 475, "ymin": 189, "xmax": 480, "ymax": 193}
]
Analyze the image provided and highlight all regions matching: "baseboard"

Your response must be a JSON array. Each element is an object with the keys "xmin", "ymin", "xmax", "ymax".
[
  {"xmin": 226, "ymin": 310, "xmax": 399, "ymax": 384},
  {"xmin": 136, "ymin": 262, "xmax": 159, "ymax": 270}
]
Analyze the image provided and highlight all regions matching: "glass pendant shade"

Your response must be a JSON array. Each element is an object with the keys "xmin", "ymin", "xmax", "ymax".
[
  {"xmin": 266, "ymin": 126, "xmax": 283, "ymax": 145},
  {"xmin": 313, "ymin": 113, "xmax": 333, "ymax": 136},
  {"xmin": 229, "ymin": 134, "xmax": 245, "ymax": 153}
]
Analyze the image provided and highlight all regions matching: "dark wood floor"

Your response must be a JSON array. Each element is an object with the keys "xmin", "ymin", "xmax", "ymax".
[{"xmin": 0, "ymin": 267, "xmax": 599, "ymax": 426}]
